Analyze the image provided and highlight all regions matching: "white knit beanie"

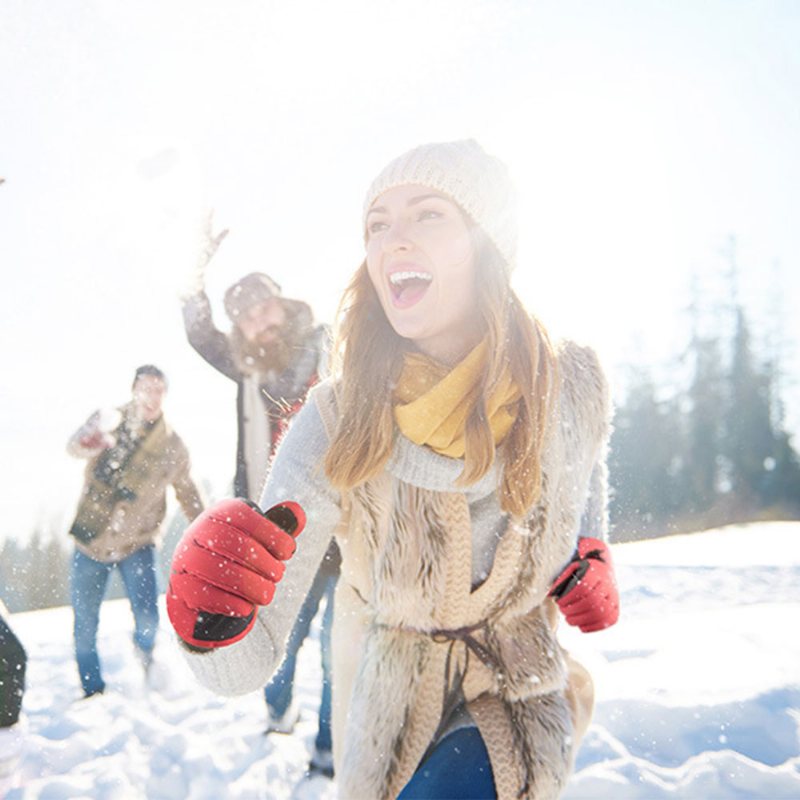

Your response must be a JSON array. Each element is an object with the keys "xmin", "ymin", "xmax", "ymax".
[{"xmin": 363, "ymin": 139, "xmax": 517, "ymax": 274}]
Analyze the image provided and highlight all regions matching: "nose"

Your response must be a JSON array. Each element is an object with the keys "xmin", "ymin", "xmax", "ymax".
[
  {"xmin": 381, "ymin": 220, "xmax": 413, "ymax": 253},
  {"xmin": 239, "ymin": 318, "xmax": 260, "ymax": 341}
]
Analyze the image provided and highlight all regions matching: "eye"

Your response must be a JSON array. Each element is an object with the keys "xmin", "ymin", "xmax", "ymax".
[
  {"xmin": 368, "ymin": 220, "xmax": 388, "ymax": 235},
  {"xmin": 418, "ymin": 208, "xmax": 443, "ymax": 222}
]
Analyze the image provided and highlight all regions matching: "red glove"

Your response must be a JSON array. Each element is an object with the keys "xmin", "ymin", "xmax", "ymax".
[
  {"xmin": 166, "ymin": 498, "xmax": 305, "ymax": 649},
  {"xmin": 549, "ymin": 537, "xmax": 619, "ymax": 632}
]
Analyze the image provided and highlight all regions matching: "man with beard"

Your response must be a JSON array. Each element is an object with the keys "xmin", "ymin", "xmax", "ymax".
[{"xmin": 180, "ymin": 219, "xmax": 339, "ymax": 778}]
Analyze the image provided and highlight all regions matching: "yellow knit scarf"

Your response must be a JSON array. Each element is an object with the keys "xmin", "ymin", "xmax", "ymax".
[{"xmin": 393, "ymin": 341, "xmax": 521, "ymax": 458}]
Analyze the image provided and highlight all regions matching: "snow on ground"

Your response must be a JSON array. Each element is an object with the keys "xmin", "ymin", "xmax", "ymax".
[
  {"xmin": 561, "ymin": 521, "xmax": 800, "ymax": 799},
  {"xmin": 6, "ymin": 606, "xmax": 336, "ymax": 800},
  {"xmin": 4, "ymin": 521, "xmax": 800, "ymax": 799}
]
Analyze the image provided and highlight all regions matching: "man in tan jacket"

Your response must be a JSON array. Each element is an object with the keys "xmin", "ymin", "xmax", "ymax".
[{"xmin": 67, "ymin": 364, "xmax": 203, "ymax": 697}]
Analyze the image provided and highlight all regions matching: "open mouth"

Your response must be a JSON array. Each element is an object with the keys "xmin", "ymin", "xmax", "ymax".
[{"xmin": 388, "ymin": 270, "xmax": 432, "ymax": 308}]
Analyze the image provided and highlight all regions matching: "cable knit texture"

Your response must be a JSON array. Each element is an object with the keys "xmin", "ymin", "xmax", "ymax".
[
  {"xmin": 321, "ymin": 339, "xmax": 609, "ymax": 800},
  {"xmin": 363, "ymin": 139, "xmax": 518, "ymax": 274}
]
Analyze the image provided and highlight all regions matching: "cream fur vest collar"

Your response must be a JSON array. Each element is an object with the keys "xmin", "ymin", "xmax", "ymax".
[{"xmin": 317, "ymin": 340, "xmax": 610, "ymax": 800}]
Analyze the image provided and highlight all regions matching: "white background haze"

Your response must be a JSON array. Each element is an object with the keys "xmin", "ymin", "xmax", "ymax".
[{"xmin": 1, "ymin": 0, "xmax": 799, "ymax": 541}]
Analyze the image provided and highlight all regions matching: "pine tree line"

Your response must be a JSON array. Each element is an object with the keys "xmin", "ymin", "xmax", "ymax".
[
  {"xmin": 0, "ymin": 529, "xmax": 71, "ymax": 612},
  {"xmin": 0, "ymin": 513, "xmax": 189, "ymax": 613},
  {"xmin": 609, "ymin": 281, "xmax": 800, "ymax": 540}
]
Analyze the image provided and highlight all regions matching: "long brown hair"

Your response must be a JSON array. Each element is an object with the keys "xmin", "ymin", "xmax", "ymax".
[{"xmin": 324, "ymin": 236, "xmax": 558, "ymax": 517}]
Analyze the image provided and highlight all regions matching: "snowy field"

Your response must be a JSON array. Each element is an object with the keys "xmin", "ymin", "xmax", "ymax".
[{"xmin": 4, "ymin": 521, "xmax": 800, "ymax": 799}]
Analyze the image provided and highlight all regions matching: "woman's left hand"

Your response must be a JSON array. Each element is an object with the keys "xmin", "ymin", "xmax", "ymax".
[{"xmin": 549, "ymin": 537, "xmax": 620, "ymax": 632}]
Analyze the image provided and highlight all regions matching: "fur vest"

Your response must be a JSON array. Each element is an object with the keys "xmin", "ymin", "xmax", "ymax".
[{"xmin": 316, "ymin": 340, "xmax": 611, "ymax": 800}]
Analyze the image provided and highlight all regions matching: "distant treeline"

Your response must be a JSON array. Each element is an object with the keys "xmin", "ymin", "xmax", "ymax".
[
  {"xmin": 609, "ymin": 295, "xmax": 800, "ymax": 540},
  {"xmin": 0, "ymin": 513, "xmax": 189, "ymax": 614}
]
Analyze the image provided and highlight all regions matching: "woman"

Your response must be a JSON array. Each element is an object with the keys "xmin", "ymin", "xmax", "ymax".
[{"xmin": 167, "ymin": 139, "xmax": 620, "ymax": 799}]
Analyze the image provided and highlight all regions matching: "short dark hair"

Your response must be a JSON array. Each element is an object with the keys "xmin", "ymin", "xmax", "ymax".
[{"xmin": 132, "ymin": 364, "xmax": 168, "ymax": 389}]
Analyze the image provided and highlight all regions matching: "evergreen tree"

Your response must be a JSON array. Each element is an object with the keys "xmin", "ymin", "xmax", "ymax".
[
  {"xmin": 759, "ymin": 357, "xmax": 800, "ymax": 512},
  {"xmin": 42, "ymin": 536, "xmax": 71, "ymax": 608},
  {"xmin": 1, "ymin": 531, "xmax": 71, "ymax": 612},
  {"xmin": 686, "ymin": 334, "xmax": 725, "ymax": 515},
  {"xmin": 609, "ymin": 366, "xmax": 687, "ymax": 539},
  {"xmin": 726, "ymin": 307, "xmax": 775, "ymax": 508},
  {"xmin": 0, "ymin": 537, "xmax": 24, "ymax": 612},
  {"xmin": 764, "ymin": 427, "xmax": 800, "ymax": 513}
]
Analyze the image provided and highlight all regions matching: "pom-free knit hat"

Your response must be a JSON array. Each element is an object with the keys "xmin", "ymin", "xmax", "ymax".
[
  {"xmin": 224, "ymin": 272, "xmax": 282, "ymax": 321},
  {"xmin": 363, "ymin": 139, "xmax": 517, "ymax": 274}
]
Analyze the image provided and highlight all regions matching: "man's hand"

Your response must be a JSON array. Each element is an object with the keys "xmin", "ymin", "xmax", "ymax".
[
  {"xmin": 166, "ymin": 498, "xmax": 305, "ymax": 649},
  {"xmin": 549, "ymin": 537, "xmax": 619, "ymax": 633},
  {"xmin": 78, "ymin": 430, "xmax": 115, "ymax": 450},
  {"xmin": 197, "ymin": 210, "xmax": 229, "ymax": 276},
  {"xmin": 73, "ymin": 410, "xmax": 117, "ymax": 452},
  {"xmin": 182, "ymin": 211, "xmax": 230, "ymax": 299}
]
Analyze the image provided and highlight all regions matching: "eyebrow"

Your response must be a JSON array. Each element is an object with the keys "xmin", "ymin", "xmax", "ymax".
[{"xmin": 366, "ymin": 193, "xmax": 449, "ymax": 217}]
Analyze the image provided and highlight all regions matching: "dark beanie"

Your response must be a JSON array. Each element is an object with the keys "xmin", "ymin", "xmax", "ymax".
[
  {"xmin": 133, "ymin": 364, "xmax": 168, "ymax": 388},
  {"xmin": 224, "ymin": 273, "xmax": 282, "ymax": 321}
]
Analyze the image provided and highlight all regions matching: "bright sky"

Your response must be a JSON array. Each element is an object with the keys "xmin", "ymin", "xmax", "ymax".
[{"xmin": 1, "ymin": 0, "xmax": 799, "ymax": 542}]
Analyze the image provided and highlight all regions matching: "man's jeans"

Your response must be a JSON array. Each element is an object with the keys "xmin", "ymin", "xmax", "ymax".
[
  {"xmin": 71, "ymin": 545, "xmax": 159, "ymax": 696},
  {"xmin": 264, "ymin": 566, "xmax": 336, "ymax": 754}
]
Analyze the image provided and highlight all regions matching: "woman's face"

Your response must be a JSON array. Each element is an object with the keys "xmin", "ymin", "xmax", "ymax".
[{"xmin": 365, "ymin": 184, "xmax": 480, "ymax": 365}]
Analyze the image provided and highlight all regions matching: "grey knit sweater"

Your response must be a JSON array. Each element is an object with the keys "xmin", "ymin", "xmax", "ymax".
[{"xmin": 180, "ymin": 378, "xmax": 607, "ymax": 696}]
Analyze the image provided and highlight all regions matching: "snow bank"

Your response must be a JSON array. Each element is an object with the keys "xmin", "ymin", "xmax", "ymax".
[{"xmin": 4, "ymin": 521, "xmax": 799, "ymax": 798}]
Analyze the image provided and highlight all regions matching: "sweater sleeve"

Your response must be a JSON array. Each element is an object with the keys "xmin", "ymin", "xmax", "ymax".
[
  {"xmin": 181, "ymin": 291, "xmax": 240, "ymax": 382},
  {"xmin": 178, "ymin": 392, "xmax": 341, "ymax": 696}
]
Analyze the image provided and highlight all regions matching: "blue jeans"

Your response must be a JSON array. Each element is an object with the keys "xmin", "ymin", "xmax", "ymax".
[
  {"xmin": 398, "ymin": 727, "xmax": 496, "ymax": 799},
  {"xmin": 264, "ymin": 565, "xmax": 336, "ymax": 754},
  {"xmin": 71, "ymin": 545, "xmax": 159, "ymax": 696}
]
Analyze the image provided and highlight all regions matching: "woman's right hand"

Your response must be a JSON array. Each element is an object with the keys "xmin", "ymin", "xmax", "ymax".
[{"xmin": 166, "ymin": 498, "xmax": 305, "ymax": 649}]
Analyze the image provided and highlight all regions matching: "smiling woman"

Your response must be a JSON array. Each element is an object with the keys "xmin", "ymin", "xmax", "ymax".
[{"xmin": 167, "ymin": 139, "xmax": 620, "ymax": 800}]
